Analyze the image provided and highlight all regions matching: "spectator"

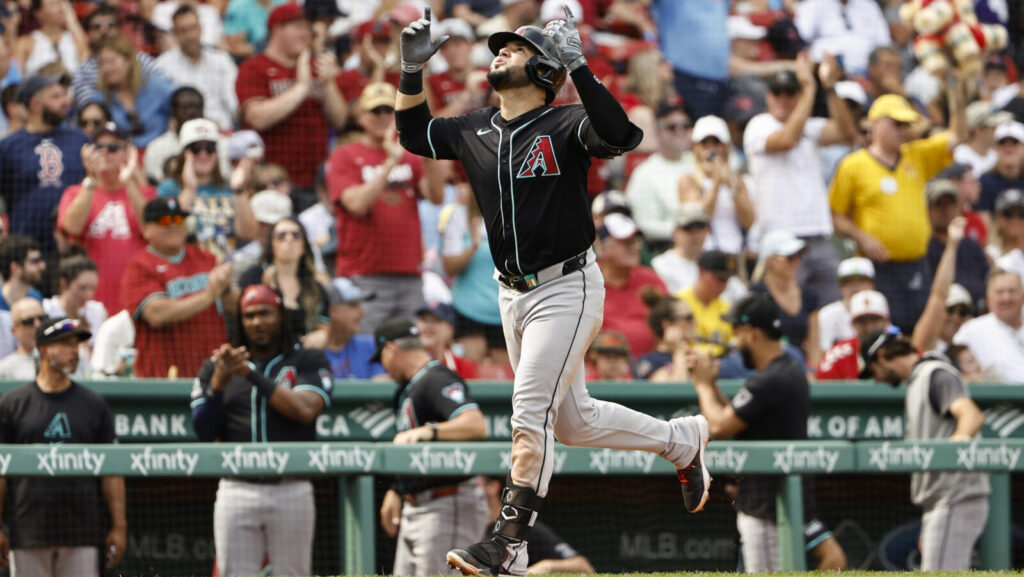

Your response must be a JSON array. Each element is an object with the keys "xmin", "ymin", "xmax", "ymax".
[
  {"xmin": 333, "ymin": 18, "xmax": 399, "ymax": 103},
  {"xmin": 229, "ymin": 189, "xmax": 292, "ymax": 276},
  {"xmin": 0, "ymin": 84, "xmax": 28, "ymax": 139},
  {"xmin": 447, "ymin": 0, "xmax": 502, "ymax": 27},
  {"xmin": 744, "ymin": 56, "xmax": 855, "ymax": 305},
  {"xmin": 938, "ymin": 162, "xmax": 986, "ymax": 245},
  {"xmin": 329, "ymin": 82, "xmax": 443, "ymax": 332},
  {"xmin": 58, "ymin": 122, "xmax": 153, "ymax": 314},
  {"xmin": 120, "ymin": 197, "xmax": 231, "ymax": 378},
  {"xmin": 586, "ymin": 331, "xmax": 633, "ymax": 380},
  {"xmin": 955, "ymin": 101, "xmax": 1014, "ymax": 178},
  {"xmin": 416, "ymin": 302, "xmax": 478, "ymax": 380},
  {"xmin": 190, "ymin": 284, "xmax": 331, "ymax": 577},
  {"xmin": 93, "ymin": 33, "xmax": 175, "ymax": 148},
  {"xmin": 621, "ymin": 49, "xmax": 678, "ymax": 149},
  {"xmin": 14, "ymin": 0, "xmax": 87, "ymax": 76},
  {"xmin": 953, "ymin": 269, "xmax": 1024, "ymax": 384},
  {"xmin": 0, "ymin": 236, "xmax": 45, "ymax": 310},
  {"xmin": 624, "ymin": 102, "xmax": 694, "ymax": 252},
  {"xmin": 239, "ymin": 217, "xmax": 329, "ymax": 343},
  {"xmin": 976, "ymin": 121, "xmax": 1024, "ymax": 222},
  {"xmin": 477, "ymin": 0, "xmax": 540, "ymax": 38},
  {"xmin": 649, "ymin": 0, "xmax": 729, "ymax": 118},
  {"xmin": 76, "ymin": 101, "xmax": 111, "ymax": 140},
  {"xmin": 678, "ymin": 115, "xmax": 754, "ymax": 256},
  {"xmin": 222, "ymin": 0, "xmax": 290, "ymax": 60},
  {"xmin": 89, "ymin": 309, "xmax": 135, "ymax": 377},
  {"xmin": 636, "ymin": 293, "xmax": 696, "ymax": 382},
  {"xmin": 0, "ymin": 74, "xmax": 88, "ymax": 256},
  {"xmin": 324, "ymin": 277, "xmax": 384, "ymax": 379},
  {"xmin": 0, "ymin": 297, "xmax": 45, "ymax": 379},
  {"xmin": 945, "ymin": 343, "xmax": 985, "ymax": 382},
  {"xmin": 831, "ymin": 88, "xmax": 966, "ymax": 333},
  {"xmin": 864, "ymin": 45, "xmax": 906, "ymax": 102},
  {"xmin": 859, "ymin": 329, "xmax": 988, "ymax": 570},
  {"xmin": 154, "ymin": 6, "xmax": 238, "ymax": 130},
  {"xmin": 428, "ymin": 18, "xmax": 488, "ymax": 117},
  {"xmin": 905, "ymin": 216, "xmax": 969, "ymax": 355},
  {"xmin": 675, "ymin": 250, "xmax": 737, "ymax": 357},
  {"xmin": 298, "ymin": 163, "xmax": 334, "ymax": 275},
  {"xmin": 925, "ymin": 178, "xmax": 988, "ymax": 308},
  {"xmin": 816, "ymin": 257, "xmax": 875, "ymax": 352},
  {"xmin": 144, "ymin": 87, "xmax": 232, "ymax": 184},
  {"xmin": 651, "ymin": 202, "xmax": 747, "ymax": 301},
  {"xmin": 0, "ymin": 317, "xmax": 126, "ymax": 577},
  {"xmin": 71, "ymin": 5, "xmax": 164, "ymax": 108},
  {"xmin": 236, "ymin": 3, "xmax": 348, "ymax": 210},
  {"xmin": 159, "ymin": 118, "xmax": 256, "ymax": 259},
  {"xmin": 597, "ymin": 213, "xmax": 667, "ymax": 357},
  {"xmin": 816, "ymin": 289, "xmax": 890, "ymax": 380},
  {"xmin": 440, "ymin": 189, "xmax": 506, "ymax": 365},
  {"xmin": 728, "ymin": 15, "xmax": 796, "ymax": 79},
  {"xmin": 41, "ymin": 255, "xmax": 106, "ymax": 348},
  {"xmin": 794, "ymin": 0, "xmax": 891, "ymax": 76},
  {"xmin": 936, "ymin": 284, "xmax": 975, "ymax": 354},
  {"xmin": 988, "ymin": 189, "xmax": 1024, "ymax": 282},
  {"xmin": 750, "ymin": 230, "xmax": 821, "ymax": 369},
  {"xmin": 150, "ymin": 0, "xmax": 224, "ymax": 51}
]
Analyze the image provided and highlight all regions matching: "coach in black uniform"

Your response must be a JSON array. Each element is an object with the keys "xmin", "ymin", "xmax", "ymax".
[
  {"xmin": 688, "ymin": 294, "xmax": 846, "ymax": 572},
  {"xmin": 0, "ymin": 318, "xmax": 126, "ymax": 577},
  {"xmin": 191, "ymin": 284, "xmax": 333, "ymax": 577},
  {"xmin": 395, "ymin": 7, "xmax": 712, "ymax": 576},
  {"xmin": 373, "ymin": 317, "xmax": 489, "ymax": 576}
]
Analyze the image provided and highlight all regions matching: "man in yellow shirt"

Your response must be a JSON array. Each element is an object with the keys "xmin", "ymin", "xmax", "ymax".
[
  {"xmin": 830, "ymin": 84, "xmax": 966, "ymax": 332},
  {"xmin": 676, "ymin": 251, "xmax": 737, "ymax": 356}
]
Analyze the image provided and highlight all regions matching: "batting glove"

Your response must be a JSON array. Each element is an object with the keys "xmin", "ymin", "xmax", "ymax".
[
  {"xmin": 543, "ymin": 5, "xmax": 587, "ymax": 72},
  {"xmin": 400, "ymin": 7, "xmax": 448, "ymax": 73}
]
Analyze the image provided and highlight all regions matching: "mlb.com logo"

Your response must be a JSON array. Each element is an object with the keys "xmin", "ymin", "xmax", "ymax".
[{"xmin": 517, "ymin": 136, "xmax": 561, "ymax": 178}]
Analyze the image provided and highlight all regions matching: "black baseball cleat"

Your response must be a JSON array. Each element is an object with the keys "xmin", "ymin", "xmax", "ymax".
[
  {"xmin": 677, "ymin": 415, "xmax": 711, "ymax": 513},
  {"xmin": 446, "ymin": 537, "xmax": 512, "ymax": 576}
]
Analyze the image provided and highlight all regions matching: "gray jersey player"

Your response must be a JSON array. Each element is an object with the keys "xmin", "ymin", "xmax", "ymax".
[{"xmin": 394, "ymin": 7, "xmax": 711, "ymax": 576}]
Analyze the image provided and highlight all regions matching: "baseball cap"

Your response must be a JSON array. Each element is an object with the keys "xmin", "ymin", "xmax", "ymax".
[
  {"xmin": 724, "ymin": 77, "xmax": 767, "ymax": 125},
  {"xmin": 994, "ymin": 121, "xmax": 1024, "ymax": 144},
  {"xmin": 758, "ymin": 230, "xmax": 806, "ymax": 260},
  {"xmin": 591, "ymin": 331, "xmax": 630, "ymax": 355},
  {"xmin": 228, "ymin": 130, "xmax": 265, "ymax": 161},
  {"xmin": 434, "ymin": 18, "xmax": 475, "ymax": 41},
  {"xmin": 370, "ymin": 317, "xmax": 419, "ymax": 362},
  {"xmin": 725, "ymin": 293, "xmax": 783, "ymax": 339},
  {"xmin": 326, "ymin": 277, "xmax": 374, "ymax": 305},
  {"xmin": 267, "ymin": 3, "xmax": 305, "ymax": 31},
  {"xmin": 728, "ymin": 15, "xmax": 766, "ymax": 40},
  {"xmin": 17, "ymin": 73, "xmax": 69, "ymax": 105},
  {"xmin": 926, "ymin": 178, "xmax": 958, "ymax": 204},
  {"xmin": 692, "ymin": 115, "xmax": 731, "ymax": 144},
  {"xmin": 250, "ymin": 190, "xmax": 292, "ymax": 225},
  {"xmin": 303, "ymin": 0, "xmax": 342, "ymax": 22},
  {"xmin": 849, "ymin": 290, "xmax": 889, "ymax": 320},
  {"xmin": 937, "ymin": 162, "xmax": 971, "ymax": 181},
  {"xmin": 93, "ymin": 121, "xmax": 128, "ymax": 141},
  {"xmin": 143, "ymin": 197, "xmax": 190, "ymax": 223},
  {"xmin": 239, "ymin": 284, "xmax": 283, "ymax": 312},
  {"xmin": 655, "ymin": 100, "xmax": 688, "ymax": 120},
  {"xmin": 868, "ymin": 94, "xmax": 921, "ymax": 123},
  {"xmin": 985, "ymin": 53, "xmax": 1008, "ymax": 71},
  {"xmin": 837, "ymin": 257, "xmax": 875, "ymax": 281},
  {"xmin": 179, "ymin": 118, "xmax": 219, "ymax": 150},
  {"xmin": 767, "ymin": 70, "xmax": 801, "ymax": 94},
  {"xmin": 591, "ymin": 190, "xmax": 629, "ymax": 218},
  {"xmin": 945, "ymin": 283, "xmax": 974, "ymax": 310},
  {"xmin": 858, "ymin": 327, "xmax": 902, "ymax": 378},
  {"xmin": 834, "ymin": 81, "xmax": 868, "ymax": 107},
  {"xmin": 676, "ymin": 202, "xmax": 710, "ymax": 228},
  {"xmin": 697, "ymin": 250, "xmax": 738, "ymax": 277},
  {"xmin": 966, "ymin": 101, "xmax": 1014, "ymax": 130},
  {"xmin": 416, "ymin": 302, "xmax": 456, "ymax": 325},
  {"xmin": 359, "ymin": 82, "xmax": 396, "ymax": 111},
  {"xmin": 354, "ymin": 18, "xmax": 391, "ymax": 41},
  {"xmin": 995, "ymin": 188, "xmax": 1024, "ymax": 213},
  {"xmin": 36, "ymin": 317, "xmax": 92, "ymax": 347},
  {"xmin": 596, "ymin": 212, "xmax": 640, "ymax": 241}
]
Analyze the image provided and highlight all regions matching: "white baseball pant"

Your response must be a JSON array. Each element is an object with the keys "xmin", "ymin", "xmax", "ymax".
[
  {"xmin": 10, "ymin": 546, "xmax": 98, "ymax": 577},
  {"xmin": 919, "ymin": 495, "xmax": 988, "ymax": 570},
  {"xmin": 394, "ymin": 479, "xmax": 491, "ymax": 576}
]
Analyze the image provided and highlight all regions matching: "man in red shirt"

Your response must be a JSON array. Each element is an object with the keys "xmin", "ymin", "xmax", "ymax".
[
  {"xmin": 235, "ymin": 3, "xmax": 347, "ymax": 212},
  {"xmin": 328, "ymin": 82, "xmax": 444, "ymax": 333},
  {"xmin": 120, "ymin": 198, "xmax": 233, "ymax": 378},
  {"xmin": 334, "ymin": 18, "xmax": 401, "ymax": 103},
  {"xmin": 598, "ymin": 213, "xmax": 667, "ymax": 356},
  {"xmin": 816, "ymin": 289, "xmax": 890, "ymax": 380},
  {"xmin": 427, "ymin": 18, "xmax": 488, "ymax": 117}
]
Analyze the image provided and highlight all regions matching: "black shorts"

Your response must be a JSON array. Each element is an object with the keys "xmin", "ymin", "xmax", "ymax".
[{"xmin": 453, "ymin": 308, "xmax": 506, "ymax": 349}]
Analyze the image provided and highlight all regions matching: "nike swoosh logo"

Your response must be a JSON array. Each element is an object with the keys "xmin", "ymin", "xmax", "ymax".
[{"xmin": 476, "ymin": 128, "xmax": 492, "ymax": 136}]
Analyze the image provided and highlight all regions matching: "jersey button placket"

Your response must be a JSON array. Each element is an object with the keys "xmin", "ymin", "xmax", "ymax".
[{"xmin": 499, "ymin": 130, "xmax": 518, "ymax": 275}]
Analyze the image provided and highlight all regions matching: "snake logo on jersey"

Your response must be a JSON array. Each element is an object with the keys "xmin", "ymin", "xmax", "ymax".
[
  {"xmin": 43, "ymin": 412, "xmax": 71, "ymax": 440},
  {"xmin": 517, "ymin": 135, "xmax": 561, "ymax": 178}
]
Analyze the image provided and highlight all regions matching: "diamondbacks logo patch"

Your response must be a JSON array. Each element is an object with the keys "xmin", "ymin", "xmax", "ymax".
[
  {"xmin": 517, "ymin": 135, "xmax": 560, "ymax": 178},
  {"xmin": 441, "ymin": 384, "xmax": 466, "ymax": 404},
  {"xmin": 44, "ymin": 413, "xmax": 71, "ymax": 440}
]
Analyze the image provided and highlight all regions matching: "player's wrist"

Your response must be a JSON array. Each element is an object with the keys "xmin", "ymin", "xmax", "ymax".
[
  {"xmin": 399, "ymin": 68, "xmax": 423, "ymax": 95},
  {"xmin": 564, "ymin": 55, "xmax": 587, "ymax": 73}
]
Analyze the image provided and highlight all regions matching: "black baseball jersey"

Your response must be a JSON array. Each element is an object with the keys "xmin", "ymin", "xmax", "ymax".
[
  {"xmin": 191, "ymin": 347, "xmax": 333, "ymax": 443},
  {"xmin": 400, "ymin": 103, "xmax": 641, "ymax": 277},
  {"xmin": 393, "ymin": 360, "xmax": 480, "ymax": 495},
  {"xmin": 0, "ymin": 381, "xmax": 116, "ymax": 547},
  {"xmin": 730, "ymin": 353, "xmax": 810, "ymax": 520}
]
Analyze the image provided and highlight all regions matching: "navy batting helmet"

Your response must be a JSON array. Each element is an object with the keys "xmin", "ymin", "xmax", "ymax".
[{"xmin": 488, "ymin": 26, "xmax": 566, "ymax": 104}]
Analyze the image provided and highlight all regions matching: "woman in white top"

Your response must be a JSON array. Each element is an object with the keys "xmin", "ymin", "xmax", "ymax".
[
  {"xmin": 42, "ymin": 254, "xmax": 107, "ymax": 349},
  {"xmin": 677, "ymin": 115, "xmax": 755, "ymax": 255},
  {"xmin": 15, "ymin": 0, "xmax": 88, "ymax": 75}
]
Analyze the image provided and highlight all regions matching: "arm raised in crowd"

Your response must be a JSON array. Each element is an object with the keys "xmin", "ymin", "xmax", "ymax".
[
  {"xmin": 764, "ymin": 53, "xmax": 817, "ymax": 152},
  {"xmin": 912, "ymin": 216, "xmax": 965, "ymax": 352},
  {"xmin": 818, "ymin": 54, "xmax": 857, "ymax": 147}
]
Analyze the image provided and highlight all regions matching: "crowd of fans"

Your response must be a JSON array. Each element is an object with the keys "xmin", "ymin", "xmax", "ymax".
[{"xmin": 0, "ymin": 0, "xmax": 1021, "ymax": 385}]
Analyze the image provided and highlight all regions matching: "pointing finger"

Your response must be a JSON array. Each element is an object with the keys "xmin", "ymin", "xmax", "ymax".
[
  {"xmin": 424, "ymin": 6, "xmax": 431, "ymax": 23},
  {"xmin": 563, "ymin": 4, "xmax": 575, "ymax": 25}
]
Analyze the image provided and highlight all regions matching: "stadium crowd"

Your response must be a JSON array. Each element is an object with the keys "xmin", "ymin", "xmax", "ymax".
[{"xmin": 0, "ymin": 0, "xmax": 1019, "ymax": 386}]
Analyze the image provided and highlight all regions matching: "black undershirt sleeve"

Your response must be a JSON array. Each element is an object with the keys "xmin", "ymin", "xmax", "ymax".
[{"xmin": 570, "ymin": 64, "xmax": 631, "ymax": 145}]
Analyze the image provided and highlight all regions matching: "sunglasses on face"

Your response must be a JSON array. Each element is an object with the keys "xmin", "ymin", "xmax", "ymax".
[
  {"xmin": 681, "ymin": 222, "xmax": 708, "ymax": 232},
  {"xmin": 946, "ymin": 306, "xmax": 973, "ymax": 318},
  {"xmin": 88, "ymin": 20, "xmax": 119, "ymax": 31},
  {"xmin": 891, "ymin": 120, "xmax": 912, "ymax": 129},
  {"xmin": 96, "ymin": 142, "xmax": 123, "ymax": 153},
  {"xmin": 18, "ymin": 315, "xmax": 47, "ymax": 327},
  {"xmin": 660, "ymin": 121, "xmax": 692, "ymax": 132},
  {"xmin": 770, "ymin": 88, "xmax": 799, "ymax": 97},
  {"xmin": 370, "ymin": 106, "xmax": 395, "ymax": 115},
  {"xmin": 156, "ymin": 214, "xmax": 186, "ymax": 227},
  {"xmin": 997, "ymin": 138, "xmax": 1022, "ymax": 146},
  {"xmin": 187, "ymin": 142, "xmax": 217, "ymax": 155},
  {"xmin": 699, "ymin": 137, "xmax": 723, "ymax": 146},
  {"xmin": 274, "ymin": 230, "xmax": 302, "ymax": 240},
  {"xmin": 1000, "ymin": 208, "xmax": 1024, "ymax": 219}
]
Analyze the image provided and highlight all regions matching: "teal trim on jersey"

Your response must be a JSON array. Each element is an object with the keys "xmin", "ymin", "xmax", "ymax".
[
  {"xmin": 409, "ymin": 360, "xmax": 440, "ymax": 386},
  {"xmin": 295, "ymin": 384, "xmax": 330, "ymax": 407},
  {"xmin": 447, "ymin": 403, "xmax": 479, "ymax": 420},
  {"xmin": 489, "ymin": 113, "xmax": 506, "ymax": 252},
  {"xmin": 805, "ymin": 530, "xmax": 832, "ymax": 552},
  {"xmin": 576, "ymin": 116, "xmax": 588, "ymax": 148},
  {"xmin": 133, "ymin": 291, "xmax": 168, "ymax": 320},
  {"xmin": 190, "ymin": 397, "xmax": 206, "ymax": 409},
  {"xmin": 250, "ymin": 387, "xmax": 258, "ymax": 441},
  {"xmin": 505, "ymin": 108, "xmax": 555, "ymax": 276},
  {"xmin": 145, "ymin": 246, "xmax": 186, "ymax": 264},
  {"xmin": 262, "ymin": 355, "xmax": 285, "ymax": 443},
  {"xmin": 427, "ymin": 118, "xmax": 438, "ymax": 159}
]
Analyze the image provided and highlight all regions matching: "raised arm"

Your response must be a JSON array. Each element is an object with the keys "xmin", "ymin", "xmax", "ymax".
[
  {"xmin": 395, "ymin": 7, "xmax": 447, "ymax": 113},
  {"xmin": 912, "ymin": 216, "xmax": 965, "ymax": 352},
  {"xmin": 764, "ymin": 53, "xmax": 817, "ymax": 152}
]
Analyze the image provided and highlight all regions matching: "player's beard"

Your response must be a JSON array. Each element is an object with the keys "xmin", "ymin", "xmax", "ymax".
[
  {"xmin": 41, "ymin": 106, "xmax": 67, "ymax": 128},
  {"xmin": 487, "ymin": 65, "xmax": 533, "ymax": 92},
  {"xmin": 739, "ymin": 342, "xmax": 756, "ymax": 371}
]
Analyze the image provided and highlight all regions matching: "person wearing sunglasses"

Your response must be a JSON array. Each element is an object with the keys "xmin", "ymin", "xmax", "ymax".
[
  {"xmin": 75, "ymin": 101, "xmax": 112, "ymax": 140},
  {"xmin": 637, "ymin": 293, "xmax": 696, "ymax": 382},
  {"xmin": 58, "ymin": 122, "xmax": 153, "ymax": 314},
  {"xmin": 0, "ymin": 297, "xmax": 47, "ymax": 379},
  {"xmin": 976, "ymin": 121, "xmax": 1024, "ymax": 229},
  {"xmin": 158, "ymin": 118, "xmax": 256, "ymax": 261}
]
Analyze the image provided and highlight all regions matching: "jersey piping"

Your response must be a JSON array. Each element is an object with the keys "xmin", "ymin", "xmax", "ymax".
[{"xmin": 502, "ymin": 108, "xmax": 555, "ymax": 275}]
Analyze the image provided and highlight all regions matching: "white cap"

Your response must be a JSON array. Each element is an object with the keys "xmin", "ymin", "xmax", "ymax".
[
  {"xmin": 250, "ymin": 190, "xmax": 293, "ymax": 225},
  {"xmin": 966, "ymin": 101, "xmax": 1015, "ymax": 129},
  {"xmin": 728, "ymin": 15, "xmax": 766, "ymax": 40},
  {"xmin": 541, "ymin": 0, "xmax": 582, "ymax": 23},
  {"xmin": 692, "ymin": 115, "xmax": 731, "ymax": 145},
  {"xmin": 945, "ymin": 283, "xmax": 974, "ymax": 310},
  {"xmin": 994, "ymin": 120, "xmax": 1024, "ymax": 144},
  {"xmin": 837, "ymin": 257, "xmax": 875, "ymax": 280},
  {"xmin": 592, "ymin": 189, "xmax": 628, "ymax": 217},
  {"xmin": 675, "ymin": 202, "xmax": 710, "ymax": 228},
  {"xmin": 758, "ymin": 230, "xmax": 806, "ymax": 260},
  {"xmin": 835, "ymin": 81, "xmax": 868, "ymax": 107},
  {"xmin": 849, "ymin": 290, "xmax": 890, "ymax": 320},
  {"xmin": 179, "ymin": 118, "xmax": 219, "ymax": 151},
  {"xmin": 598, "ymin": 212, "xmax": 639, "ymax": 240},
  {"xmin": 435, "ymin": 18, "xmax": 475, "ymax": 41}
]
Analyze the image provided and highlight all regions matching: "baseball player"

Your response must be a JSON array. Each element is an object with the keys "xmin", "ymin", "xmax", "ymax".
[
  {"xmin": 394, "ymin": 8, "xmax": 711, "ymax": 575},
  {"xmin": 190, "ymin": 284, "xmax": 333, "ymax": 577},
  {"xmin": 373, "ymin": 317, "xmax": 490, "ymax": 576}
]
